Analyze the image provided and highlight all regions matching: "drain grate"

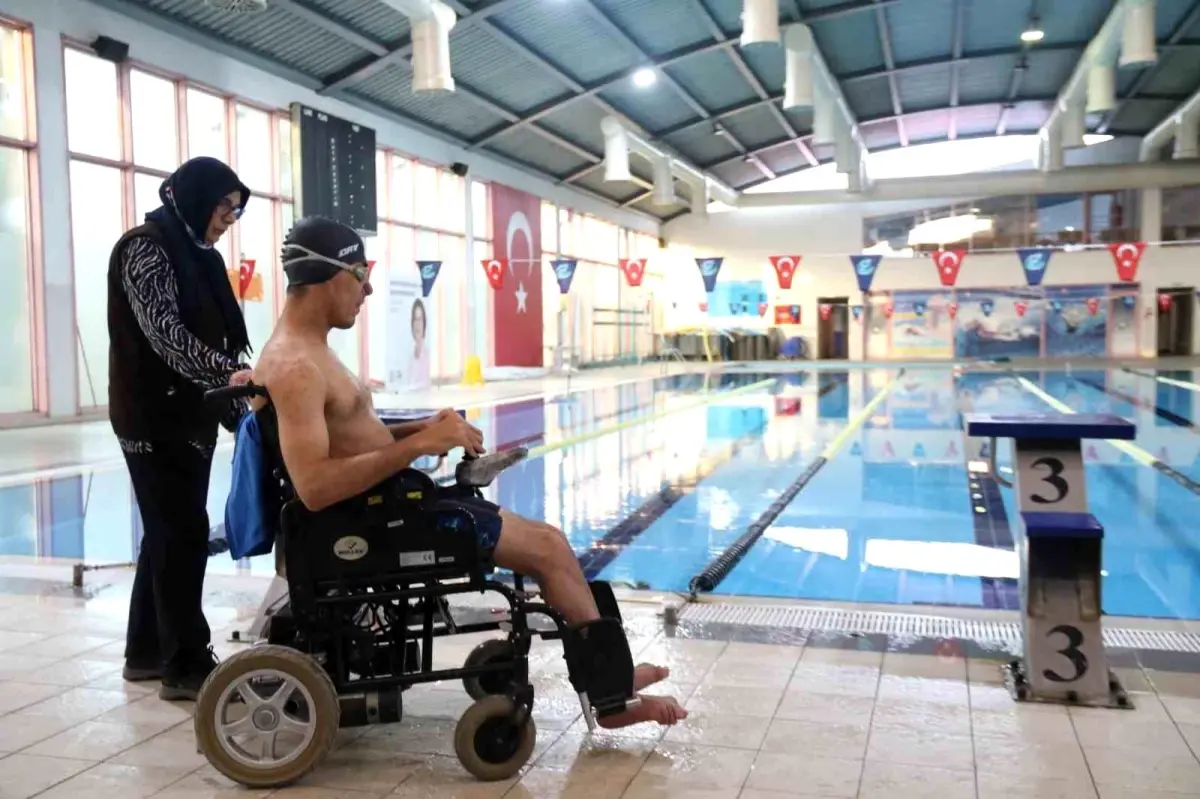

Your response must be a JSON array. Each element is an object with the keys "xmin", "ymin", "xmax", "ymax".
[{"xmin": 676, "ymin": 603, "xmax": 1200, "ymax": 653}]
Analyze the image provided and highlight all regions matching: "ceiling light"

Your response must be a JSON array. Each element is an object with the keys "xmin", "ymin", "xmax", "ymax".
[
  {"xmin": 1021, "ymin": 17, "xmax": 1044, "ymax": 43},
  {"xmin": 631, "ymin": 67, "xmax": 657, "ymax": 88}
]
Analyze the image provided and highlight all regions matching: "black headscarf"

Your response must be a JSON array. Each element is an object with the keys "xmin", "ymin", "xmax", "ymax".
[{"xmin": 144, "ymin": 157, "xmax": 252, "ymax": 358}]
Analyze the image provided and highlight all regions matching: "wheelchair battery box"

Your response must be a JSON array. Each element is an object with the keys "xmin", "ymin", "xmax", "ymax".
[{"xmin": 284, "ymin": 471, "xmax": 481, "ymax": 583}]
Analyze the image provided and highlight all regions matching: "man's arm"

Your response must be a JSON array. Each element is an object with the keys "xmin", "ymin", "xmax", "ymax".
[
  {"xmin": 271, "ymin": 358, "xmax": 430, "ymax": 512},
  {"xmin": 388, "ymin": 420, "xmax": 428, "ymax": 440}
]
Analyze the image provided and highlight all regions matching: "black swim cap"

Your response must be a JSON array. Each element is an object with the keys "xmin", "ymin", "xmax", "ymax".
[{"xmin": 282, "ymin": 216, "xmax": 367, "ymax": 287}]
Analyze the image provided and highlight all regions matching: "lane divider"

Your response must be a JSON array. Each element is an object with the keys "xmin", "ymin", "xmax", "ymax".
[
  {"xmin": 1122, "ymin": 367, "xmax": 1200, "ymax": 394},
  {"xmin": 1015, "ymin": 375, "xmax": 1200, "ymax": 495},
  {"xmin": 1071, "ymin": 375, "xmax": 1198, "ymax": 432},
  {"xmin": 688, "ymin": 369, "xmax": 904, "ymax": 595}
]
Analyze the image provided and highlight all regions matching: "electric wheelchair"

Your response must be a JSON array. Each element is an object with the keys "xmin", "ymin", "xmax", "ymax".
[{"xmin": 195, "ymin": 384, "xmax": 639, "ymax": 788}]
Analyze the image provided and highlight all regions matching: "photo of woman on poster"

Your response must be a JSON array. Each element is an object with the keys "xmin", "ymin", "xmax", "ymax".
[{"xmin": 409, "ymin": 298, "xmax": 431, "ymax": 388}]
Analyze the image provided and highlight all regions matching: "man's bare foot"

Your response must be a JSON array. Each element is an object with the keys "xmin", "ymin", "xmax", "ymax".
[
  {"xmin": 634, "ymin": 663, "xmax": 670, "ymax": 691},
  {"xmin": 596, "ymin": 695, "xmax": 687, "ymax": 729}
]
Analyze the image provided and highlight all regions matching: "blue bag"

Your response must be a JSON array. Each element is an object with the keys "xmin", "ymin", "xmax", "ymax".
[{"xmin": 223, "ymin": 412, "xmax": 276, "ymax": 561}]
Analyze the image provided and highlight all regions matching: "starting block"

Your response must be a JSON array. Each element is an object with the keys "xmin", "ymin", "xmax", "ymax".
[{"xmin": 964, "ymin": 412, "xmax": 1136, "ymax": 709}]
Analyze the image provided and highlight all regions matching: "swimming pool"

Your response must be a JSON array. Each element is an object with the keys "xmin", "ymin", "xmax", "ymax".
[{"xmin": 4, "ymin": 365, "xmax": 1198, "ymax": 622}]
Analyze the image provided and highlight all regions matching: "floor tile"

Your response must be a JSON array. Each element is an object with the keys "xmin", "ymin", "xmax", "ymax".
[
  {"xmin": 24, "ymin": 720, "xmax": 167, "ymax": 760},
  {"xmin": 743, "ymin": 751, "xmax": 862, "ymax": 797},
  {"xmin": 16, "ymin": 634, "xmax": 117, "ymax": 660},
  {"xmin": 1095, "ymin": 786, "xmax": 1200, "ymax": 798},
  {"xmin": 865, "ymin": 725, "xmax": 975, "ymax": 771},
  {"xmin": 637, "ymin": 742, "xmax": 757, "ymax": 790},
  {"xmin": 974, "ymin": 738, "xmax": 1092, "ymax": 782},
  {"xmin": 875, "ymin": 674, "xmax": 969, "ymax": 706},
  {"xmin": 870, "ymin": 697, "xmax": 972, "ymax": 735},
  {"xmin": 0, "ymin": 752, "xmax": 95, "ymax": 798},
  {"xmin": 18, "ymin": 686, "xmax": 133, "ymax": 723},
  {"xmin": 684, "ymin": 685, "xmax": 783, "ymax": 719},
  {"xmin": 1085, "ymin": 745, "xmax": 1200, "ymax": 794},
  {"xmin": 772, "ymin": 691, "xmax": 876, "ymax": 727},
  {"xmin": 972, "ymin": 706, "xmax": 1078, "ymax": 744},
  {"xmin": 881, "ymin": 653, "xmax": 967, "ymax": 681},
  {"xmin": 149, "ymin": 765, "xmax": 274, "ymax": 797},
  {"xmin": 534, "ymin": 733, "xmax": 654, "ymax": 778},
  {"xmin": 0, "ymin": 680, "xmax": 71, "ymax": 714},
  {"xmin": 976, "ymin": 772, "xmax": 1098, "ymax": 799},
  {"xmin": 799, "ymin": 648, "xmax": 883, "ymax": 668},
  {"xmin": 621, "ymin": 772, "xmax": 741, "ymax": 798},
  {"xmin": 787, "ymin": 664, "xmax": 880, "ymax": 698},
  {"xmin": 660, "ymin": 713, "xmax": 770, "ymax": 750},
  {"xmin": 37, "ymin": 762, "xmax": 194, "ymax": 798},
  {"xmin": 109, "ymin": 725, "xmax": 209, "ymax": 772},
  {"xmin": 759, "ymin": 718, "xmax": 869, "ymax": 760},
  {"xmin": 298, "ymin": 747, "xmax": 426, "ymax": 794},
  {"xmin": 502, "ymin": 766, "xmax": 631, "ymax": 798},
  {"xmin": 388, "ymin": 755, "xmax": 517, "ymax": 798},
  {"xmin": 14, "ymin": 658, "xmax": 122, "ymax": 687},
  {"xmin": 0, "ymin": 710, "xmax": 77, "ymax": 750},
  {"xmin": 856, "ymin": 761, "xmax": 975, "ymax": 799}
]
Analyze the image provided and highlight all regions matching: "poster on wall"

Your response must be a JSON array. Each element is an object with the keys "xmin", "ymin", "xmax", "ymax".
[
  {"xmin": 889, "ymin": 292, "xmax": 953, "ymax": 359},
  {"xmin": 386, "ymin": 272, "xmax": 432, "ymax": 392},
  {"xmin": 953, "ymin": 289, "xmax": 1042, "ymax": 359},
  {"xmin": 1044, "ymin": 284, "xmax": 1109, "ymax": 357},
  {"xmin": 489, "ymin": 184, "xmax": 543, "ymax": 367}
]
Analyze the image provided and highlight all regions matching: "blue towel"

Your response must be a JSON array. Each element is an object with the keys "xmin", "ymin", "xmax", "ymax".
[{"xmin": 223, "ymin": 412, "xmax": 276, "ymax": 561}]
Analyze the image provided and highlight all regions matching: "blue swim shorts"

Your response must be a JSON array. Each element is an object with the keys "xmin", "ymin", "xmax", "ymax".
[{"xmin": 433, "ymin": 495, "xmax": 504, "ymax": 551}]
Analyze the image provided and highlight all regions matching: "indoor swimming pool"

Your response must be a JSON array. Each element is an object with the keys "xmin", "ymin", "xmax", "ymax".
[{"xmin": 3, "ymin": 366, "xmax": 1200, "ymax": 623}]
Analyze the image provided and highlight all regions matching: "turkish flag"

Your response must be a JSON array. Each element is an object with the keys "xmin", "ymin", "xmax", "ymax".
[
  {"xmin": 1108, "ymin": 242, "xmax": 1146, "ymax": 282},
  {"xmin": 238, "ymin": 258, "xmax": 256, "ymax": 299},
  {"xmin": 1014, "ymin": 300, "xmax": 1027, "ymax": 317},
  {"xmin": 1086, "ymin": 297, "xmax": 1100, "ymax": 315},
  {"xmin": 619, "ymin": 258, "xmax": 646, "ymax": 287},
  {"xmin": 933, "ymin": 249, "xmax": 966, "ymax": 287},
  {"xmin": 481, "ymin": 258, "xmax": 506, "ymax": 291},
  {"xmin": 947, "ymin": 302, "xmax": 958, "ymax": 319},
  {"xmin": 490, "ymin": 184, "xmax": 543, "ymax": 367},
  {"xmin": 769, "ymin": 255, "xmax": 801, "ymax": 289}
]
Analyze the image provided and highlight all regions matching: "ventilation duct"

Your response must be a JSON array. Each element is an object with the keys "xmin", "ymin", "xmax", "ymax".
[
  {"xmin": 782, "ymin": 25, "xmax": 814, "ymax": 109},
  {"xmin": 600, "ymin": 116, "xmax": 739, "ymax": 214},
  {"xmin": 1039, "ymin": 0, "xmax": 1157, "ymax": 170},
  {"xmin": 741, "ymin": 0, "xmax": 780, "ymax": 46},
  {"xmin": 1140, "ymin": 86, "xmax": 1200, "ymax": 161},
  {"xmin": 1061, "ymin": 102, "xmax": 1086, "ymax": 148},
  {"xmin": 381, "ymin": 0, "xmax": 457, "ymax": 92}
]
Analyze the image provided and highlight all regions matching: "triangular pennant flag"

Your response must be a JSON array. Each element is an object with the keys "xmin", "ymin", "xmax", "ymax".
[
  {"xmin": 1051, "ymin": 300, "xmax": 1063, "ymax": 314},
  {"xmin": 883, "ymin": 303, "xmax": 894, "ymax": 318},
  {"xmin": 757, "ymin": 302, "xmax": 768, "ymax": 316},
  {"xmin": 851, "ymin": 305, "xmax": 863, "ymax": 321},
  {"xmin": 417, "ymin": 260, "xmax": 441, "ymax": 298},
  {"xmin": 552, "ymin": 258, "xmax": 578, "ymax": 295},
  {"xmin": 934, "ymin": 249, "xmax": 966, "ymax": 287},
  {"xmin": 1016, "ymin": 248, "xmax": 1053, "ymax": 287},
  {"xmin": 699, "ymin": 301, "xmax": 708, "ymax": 312},
  {"xmin": 980, "ymin": 440, "xmax": 991, "ymax": 458},
  {"xmin": 913, "ymin": 443, "xmax": 926, "ymax": 458},
  {"xmin": 696, "ymin": 257, "xmax": 723, "ymax": 292},
  {"xmin": 913, "ymin": 301, "xmax": 926, "ymax": 318},
  {"xmin": 850, "ymin": 441, "xmax": 862, "ymax": 456},
  {"xmin": 819, "ymin": 303, "xmax": 833, "ymax": 321},
  {"xmin": 980, "ymin": 299, "xmax": 994, "ymax": 317},
  {"xmin": 481, "ymin": 258, "xmax": 506, "ymax": 291},
  {"xmin": 1086, "ymin": 297, "xmax": 1100, "ymax": 315},
  {"xmin": 947, "ymin": 302, "xmax": 958, "ymax": 319},
  {"xmin": 1121, "ymin": 295, "xmax": 1136, "ymax": 310},
  {"xmin": 945, "ymin": 441, "xmax": 958, "ymax": 457},
  {"xmin": 882, "ymin": 441, "xmax": 895, "ymax": 458},
  {"xmin": 1108, "ymin": 242, "xmax": 1146, "ymax": 282},
  {"xmin": 619, "ymin": 258, "xmax": 646, "ymax": 287},
  {"xmin": 849, "ymin": 254, "xmax": 882, "ymax": 292},
  {"xmin": 769, "ymin": 255, "xmax": 801, "ymax": 289},
  {"xmin": 1014, "ymin": 300, "xmax": 1027, "ymax": 317},
  {"xmin": 1158, "ymin": 292, "xmax": 1173, "ymax": 311},
  {"xmin": 1086, "ymin": 444, "xmax": 1099, "ymax": 460}
]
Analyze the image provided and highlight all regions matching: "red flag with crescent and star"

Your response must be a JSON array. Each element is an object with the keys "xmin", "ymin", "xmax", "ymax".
[
  {"xmin": 619, "ymin": 258, "xmax": 646, "ymax": 287},
  {"xmin": 933, "ymin": 249, "xmax": 966, "ymax": 287},
  {"xmin": 489, "ymin": 184, "xmax": 543, "ymax": 367},
  {"xmin": 481, "ymin": 258, "xmax": 506, "ymax": 291},
  {"xmin": 237, "ymin": 258, "xmax": 256, "ymax": 299},
  {"xmin": 1108, "ymin": 242, "xmax": 1146, "ymax": 282},
  {"xmin": 769, "ymin": 255, "xmax": 801, "ymax": 290}
]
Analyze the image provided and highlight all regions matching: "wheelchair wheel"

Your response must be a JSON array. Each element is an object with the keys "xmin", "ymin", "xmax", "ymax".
[
  {"xmin": 454, "ymin": 694, "xmax": 536, "ymax": 782},
  {"xmin": 194, "ymin": 645, "xmax": 340, "ymax": 789},
  {"xmin": 461, "ymin": 639, "xmax": 515, "ymax": 700}
]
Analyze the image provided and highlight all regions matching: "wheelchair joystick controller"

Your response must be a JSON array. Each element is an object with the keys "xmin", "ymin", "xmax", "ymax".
[{"xmin": 455, "ymin": 447, "xmax": 530, "ymax": 488}]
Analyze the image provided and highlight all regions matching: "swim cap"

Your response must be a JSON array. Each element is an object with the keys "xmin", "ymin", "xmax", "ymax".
[{"xmin": 282, "ymin": 216, "xmax": 368, "ymax": 287}]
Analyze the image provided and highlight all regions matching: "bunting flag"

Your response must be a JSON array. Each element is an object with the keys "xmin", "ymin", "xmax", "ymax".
[
  {"xmin": 913, "ymin": 301, "xmax": 926, "ymax": 318},
  {"xmin": 819, "ymin": 303, "xmax": 833, "ymax": 321},
  {"xmin": 417, "ymin": 260, "xmax": 441, "ymax": 298},
  {"xmin": 551, "ymin": 258, "xmax": 578, "ymax": 295},
  {"xmin": 481, "ymin": 258, "xmax": 506, "ymax": 291},
  {"xmin": 1014, "ymin": 300, "xmax": 1028, "ymax": 318},
  {"xmin": 947, "ymin": 302, "xmax": 958, "ymax": 319},
  {"xmin": 696, "ymin": 257, "xmax": 723, "ymax": 293},
  {"xmin": 851, "ymin": 305, "xmax": 863, "ymax": 321},
  {"xmin": 619, "ymin": 258, "xmax": 646, "ymax": 287},
  {"xmin": 933, "ymin": 249, "xmax": 966, "ymax": 287},
  {"xmin": 1086, "ymin": 297, "xmax": 1100, "ymax": 316},
  {"xmin": 757, "ymin": 302, "xmax": 768, "ymax": 316},
  {"xmin": 1050, "ymin": 299, "xmax": 1062, "ymax": 314},
  {"xmin": 883, "ymin": 303, "xmax": 894, "ymax": 318},
  {"xmin": 699, "ymin": 301, "xmax": 708, "ymax": 313},
  {"xmin": 1159, "ymin": 292, "xmax": 1173, "ymax": 311},
  {"xmin": 850, "ymin": 254, "xmax": 882, "ymax": 292},
  {"xmin": 1121, "ymin": 295, "xmax": 1136, "ymax": 310},
  {"xmin": 1016, "ymin": 247, "xmax": 1053, "ymax": 287},
  {"xmin": 238, "ymin": 258, "xmax": 256, "ymax": 299},
  {"xmin": 980, "ymin": 299, "xmax": 994, "ymax": 317},
  {"xmin": 770, "ymin": 255, "xmax": 801, "ymax": 289},
  {"xmin": 1109, "ymin": 242, "xmax": 1146, "ymax": 282}
]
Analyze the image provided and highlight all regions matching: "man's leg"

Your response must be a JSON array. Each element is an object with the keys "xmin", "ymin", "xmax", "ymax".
[{"xmin": 489, "ymin": 511, "xmax": 686, "ymax": 727}]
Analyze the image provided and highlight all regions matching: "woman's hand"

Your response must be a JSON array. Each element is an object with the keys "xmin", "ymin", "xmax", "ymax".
[{"xmin": 230, "ymin": 369, "xmax": 253, "ymax": 387}]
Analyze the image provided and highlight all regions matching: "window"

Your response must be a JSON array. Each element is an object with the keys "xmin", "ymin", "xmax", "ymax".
[
  {"xmin": 1162, "ymin": 186, "xmax": 1200, "ymax": 242},
  {"xmin": 130, "ymin": 70, "xmax": 178, "ymax": 171},
  {"xmin": 235, "ymin": 104, "xmax": 273, "ymax": 194},
  {"xmin": 438, "ymin": 170, "xmax": 464, "ymax": 234},
  {"xmin": 236, "ymin": 199, "xmax": 278, "ymax": 356},
  {"xmin": 0, "ymin": 24, "xmax": 30, "ymax": 141},
  {"xmin": 413, "ymin": 162, "xmax": 439, "ymax": 228},
  {"xmin": 70, "ymin": 161, "xmax": 124, "ymax": 407},
  {"xmin": 186, "ymin": 87, "xmax": 227, "ymax": 160},
  {"xmin": 277, "ymin": 117, "xmax": 294, "ymax": 200},
  {"xmin": 64, "ymin": 48, "xmax": 121, "ymax": 160},
  {"xmin": 389, "ymin": 156, "xmax": 414, "ymax": 223},
  {"xmin": 134, "ymin": 171, "xmax": 162, "ymax": 224},
  {"xmin": 471, "ymin": 180, "xmax": 489, "ymax": 239},
  {"xmin": 541, "ymin": 202, "xmax": 558, "ymax": 254}
]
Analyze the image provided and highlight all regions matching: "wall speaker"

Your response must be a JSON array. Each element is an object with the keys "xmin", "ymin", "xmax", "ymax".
[
  {"xmin": 450, "ymin": 162, "xmax": 469, "ymax": 177},
  {"xmin": 91, "ymin": 36, "xmax": 130, "ymax": 64}
]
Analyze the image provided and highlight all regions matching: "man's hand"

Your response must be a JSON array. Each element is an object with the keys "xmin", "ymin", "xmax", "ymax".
[{"xmin": 415, "ymin": 412, "xmax": 485, "ymax": 457}]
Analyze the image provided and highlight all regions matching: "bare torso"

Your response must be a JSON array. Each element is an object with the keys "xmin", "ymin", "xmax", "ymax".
[{"xmin": 254, "ymin": 330, "xmax": 393, "ymax": 459}]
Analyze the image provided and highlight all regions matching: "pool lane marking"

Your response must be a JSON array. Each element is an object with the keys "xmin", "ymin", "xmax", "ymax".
[
  {"xmin": 1070, "ymin": 375, "xmax": 1198, "ymax": 431},
  {"xmin": 576, "ymin": 374, "xmax": 851, "ymax": 582},
  {"xmin": 689, "ymin": 370, "xmax": 904, "ymax": 594},
  {"xmin": 1122, "ymin": 367, "xmax": 1200, "ymax": 394},
  {"xmin": 1015, "ymin": 375, "xmax": 1200, "ymax": 495}
]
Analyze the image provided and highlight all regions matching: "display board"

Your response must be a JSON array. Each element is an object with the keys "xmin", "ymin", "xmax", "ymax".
[{"xmin": 290, "ymin": 103, "xmax": 377, "ymax": 235}]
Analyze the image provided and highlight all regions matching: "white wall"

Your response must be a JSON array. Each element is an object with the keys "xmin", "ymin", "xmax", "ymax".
[{"xmin": 660, "ymin": 197, "xmax": 1200, "ymax": 358}]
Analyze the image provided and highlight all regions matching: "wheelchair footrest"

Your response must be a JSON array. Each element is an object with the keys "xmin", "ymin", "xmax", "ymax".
[{"xmin": 565, "ymin": 618, "xmax": 635, "ymax": 714}]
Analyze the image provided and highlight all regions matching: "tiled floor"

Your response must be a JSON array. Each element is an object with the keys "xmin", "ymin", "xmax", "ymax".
[{"xmin": 0, "ymin": 580, "xmax": 1199, "ymax": 799}]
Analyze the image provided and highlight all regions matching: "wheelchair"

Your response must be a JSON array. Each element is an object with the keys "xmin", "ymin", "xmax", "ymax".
[{"xmin": 195, "ymin": 384, "xmax": 639, "ymax": 788}]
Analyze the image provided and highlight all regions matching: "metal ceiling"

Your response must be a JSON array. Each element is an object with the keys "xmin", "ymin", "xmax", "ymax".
[{"xmin": 92, "ymin": 0, "xmax": 1200, "ymax": 219}]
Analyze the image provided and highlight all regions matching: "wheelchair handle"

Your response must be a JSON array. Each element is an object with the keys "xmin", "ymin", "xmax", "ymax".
[{"xmin": 205, "ymin": 382, "xmax": 269, "ymax": 407}]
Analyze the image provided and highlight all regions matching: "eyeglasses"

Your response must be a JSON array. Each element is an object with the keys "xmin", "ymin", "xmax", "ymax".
[
  {"xmin": 215, "ymin": 198, "xmax": 245, "ymax": 221},
  {"xmin": 282, "ymin": 244, "xmax": 371, "ymax": 282}
]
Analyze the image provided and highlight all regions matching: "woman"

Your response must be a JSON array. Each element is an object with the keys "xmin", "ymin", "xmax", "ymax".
[
  {"xmin": 409, "ymin": 297, "xmax": 431, "ymax": 388},
  {"xmin": 106, "ymin": 156, "xmax": 253, "ymax": 701}
]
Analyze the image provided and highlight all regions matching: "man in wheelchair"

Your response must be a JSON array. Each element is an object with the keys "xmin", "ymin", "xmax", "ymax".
[{"xmin": 250, "ymin": 215, "xmax": 686, "ymax": 730}]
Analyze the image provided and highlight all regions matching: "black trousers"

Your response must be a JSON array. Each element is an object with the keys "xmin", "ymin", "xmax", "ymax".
[{"xmin": 123, "ymin": 440, "xmax": 214, "ymax": 676}]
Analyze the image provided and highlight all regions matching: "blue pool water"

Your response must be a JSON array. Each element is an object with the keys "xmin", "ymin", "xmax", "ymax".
[{"xmin": 4, "ymin": 366, "xmax": 1200, "ymax": 622}]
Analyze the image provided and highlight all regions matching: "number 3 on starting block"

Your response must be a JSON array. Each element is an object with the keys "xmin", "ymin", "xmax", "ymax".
[{"xmin": 1014, "ymin": 444, "xmax": 1088, "ymax": 514}]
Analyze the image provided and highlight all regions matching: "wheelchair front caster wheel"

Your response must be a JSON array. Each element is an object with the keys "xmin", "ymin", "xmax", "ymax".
[
  {"xmin": 462, "ymin": 639, "xmax": 516, "ymax": 700},
  {"xmin": 454, "ymin": 695, "xmax": 536, "ymax": 782},
  {"xmin": 194, "ymin": 645, "xmax": 340, "ymax": 789}
]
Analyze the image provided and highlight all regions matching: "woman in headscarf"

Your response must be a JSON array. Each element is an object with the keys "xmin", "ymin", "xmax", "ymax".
[{"xmin": 106, "ymin": 156, "xmax": 253, "ymax": 701}]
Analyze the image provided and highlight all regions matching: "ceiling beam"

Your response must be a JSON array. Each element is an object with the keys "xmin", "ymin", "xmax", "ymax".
[
  {"xmin": 948, "ymin": 0, "xmax": 965, "ymax": 140},
  {"xmin": 994, "ymin": 52, "xmax": 1029, "ymax": 137},
  {"xmin": 872, "ymin": 0, "xmax": 908, "ymax": 146},
  {"xmin": 269, "ymin": 0, "xmax": 389, "ymax": 56},
  {"xmin": 1097, "ymin": 0, "xmax": 1200, "ymax": 134}
]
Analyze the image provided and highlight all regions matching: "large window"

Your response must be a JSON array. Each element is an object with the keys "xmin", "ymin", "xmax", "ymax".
[
  {"xmin": 0, "ymin": 21, "xmax": 37, "ymax": 414},
  {"xmin": 1162, "ymin": 186, "xmax": 1200, "ymax": 243},
  {"xmin": 65, "ymin": 45, "xmax": 293, "ymax": 409}
]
